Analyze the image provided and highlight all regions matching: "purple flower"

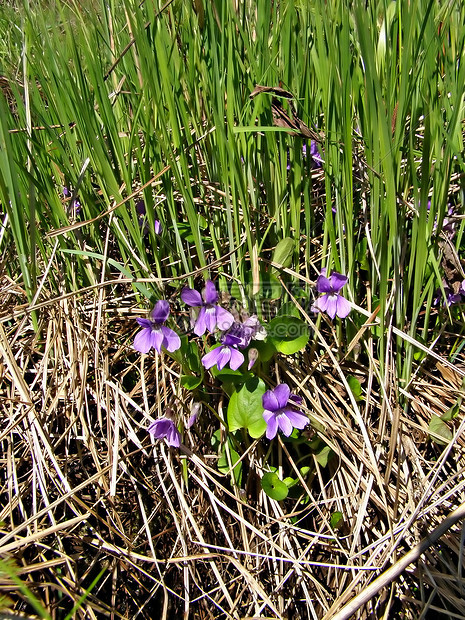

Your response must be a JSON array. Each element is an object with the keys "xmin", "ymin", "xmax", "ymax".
[
  {"xmin": 201, "ymin": 333, "xmax": 245, "ymax": 371},
  {"xmin": 308, "ymin": 141, "xmax": 323, "ymax": 168},
  {"xmin": 442, "ymin": 206, "xmax": 456, "ymax": 239},
  {"xmin": 262, "ymin": 383, "xmax": 308, "ymax": 440},
  {"xmin": 181, "ymin": 280, "xmax": 234, "ymax": 336},
  {"xmin": 312, "ymin": 269, "xmax": 351, "ymax": 319},
  {"xmin": 134, "ymin": 300, "xmax": 181, "ymax": 353},
  {"xmin": 148, "ymin": 417, "xmax": 181, "ymax": 447},
  {"xmin": 187, "ymin": 402, "xmax": 201, "ymax": 428},
  {"xmin": 223, "ymin": 315, "xmax": 265, "ymax": 349},
  {"xmin": 136, "ymin": 200, "xmax": 162, "ymax": 235},
  {"xmin": 433, "ymin": 285, "xmax": 462, "ymax": 307}
]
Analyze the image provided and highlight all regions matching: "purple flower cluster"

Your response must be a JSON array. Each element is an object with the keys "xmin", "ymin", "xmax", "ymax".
[
  {"xmin": 135, "ymin": 280, "xmax": 268, "ymax": 445},
  {"xmin": 287, "ymin": 141, "xmax": 323, "ymax": 171},
  {"xmin": 200, "ymin": 307, "xmax": 266, "ymax": 372}
]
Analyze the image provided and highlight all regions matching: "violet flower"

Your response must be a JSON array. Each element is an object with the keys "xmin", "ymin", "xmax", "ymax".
[
  {"xmin": 312, "ymin": 269, "xmax": 351, "ymax": 319},
  {"xmin": 187, "ymin": 402, "xmax": 201, "ymax": 428},
  {"xmin": 136, "ymin": 200, "xmax": 162, "ymax": 235},
  {"xmin": 433, "ymin": 285, "xmax": 462, "ymax": 307},
  {"xmin": 181, "ymin": 280, "xmax": 234, "ymax": 336},
  {"xmin": 148, "ymin": 417, "xmax": 180, "ymax": 448},
  {"xmin": 201, "ymin": 333, "xmax": 245, "ymax": 371},
  {"xmin": 262, "ymin": 383, "xmax": 308, "ymax": 440},
  {"xmin": 308, "ymin": 140, "xmax": 323, "ymax": 168},
  {"xmin": 134, "ymin": 300, "xmax": 181, "ymax": 353},
  {"xmin": 223, "ymin": 315, "xmax": 265, "ymax": 349}
]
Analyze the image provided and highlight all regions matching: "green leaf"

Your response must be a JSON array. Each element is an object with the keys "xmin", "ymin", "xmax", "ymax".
[
  {"xmin": 277, "ymin": 302, "xmax": 301, "ymax": 318},
  {"xmin": 185, "ymin": 341, "xmax": 202, "ymax": 374},
  {"xmin": 355, "ymin": 238, "xmax": 369, "ymax": 270},
  {"xmin": 268, "ymin": 315, "xmax": 309, "ymax": 355},
  {"xmin": 429, "ymin": 415, "xmax": 453, "ymax": 445},
  {"xmin": 253, "ymin": 339, "xmax": 277, "ymax": 363},
  {"xmin": 211, "ymin": 366, "xmax": 246, "ymax": 381},
  {"xmin": 330, "ymin": 511, "xmax": 344, "ymax": 530},
  {"xmin": 180, "ymin": 375, "xmax": 202, "ymax": 390},
  {"xmin": 347, "ymin": 375, "xmax": 363, "ymax": 401},
  {"xmin": 227, "ymin": 376, "xmax": 266, "ymax": 438},
  {"xmin": 441, "ymin": 403, "xmax": 459, "ymax": 422},
  {"xmin": 315, "ymin": 446, "xmax": 333, "ymax": 467},
  {"xmin": 261, "ymin": 472, "xmax": 289, "ymax": 501},
  {"xmin": 272, "ymin": 237, "xmax": 295, "ymax": 272}
]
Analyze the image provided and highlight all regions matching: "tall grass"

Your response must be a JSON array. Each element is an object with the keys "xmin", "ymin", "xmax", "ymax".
[{"xmin": 1, "ymin": 0, "xmax": 463, "ymax": 380}]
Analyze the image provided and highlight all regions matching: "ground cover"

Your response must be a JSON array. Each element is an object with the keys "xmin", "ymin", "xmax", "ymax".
[{"xmin": 0, "ymin": 0, "xmax": 465, "ymax": 617}]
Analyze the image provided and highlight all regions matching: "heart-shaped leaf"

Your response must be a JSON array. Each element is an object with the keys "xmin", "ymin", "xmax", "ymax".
[
  {"xmin": 180, "ymin": 375, "xmax": 202, "ymax": 390},
  {"xmin": 227, "ymin": 376, "xmax": 266, "ymax": 438},
  {"xmin": 268, "ymin": 315, "xmax": 309, "ymax": 355},
  {"xmin": 429, "ymin": 415, "xmax": 453, "ymax": 445},
  {"xmin": 261, "ymin": 472, "xmax": 289, "ymax": 501}
]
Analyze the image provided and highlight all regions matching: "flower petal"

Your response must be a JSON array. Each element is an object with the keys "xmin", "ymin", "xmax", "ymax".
[
  {"xmin": 136, "ymin": 317, "xmax": 152, "ymax": 329},
  {"xmin": 314, "ymin": 294, "xmax": 329, "ymax": 313},
  {"xmin": 316, "ymin": 274, "xmax": 332, "ymax": 293},
  {"xmin": 324, "ymin": 294, "xmax": 338, "ymax": 319},
  {"xmin": 161, "ymin": 326, "xmax": 181, "ymax": 352},
  {"xmin": 166, "ymin": 425, "xmax": 181, "ymax": 447},
  {"xmin": 194, "ymin": 307, "xmax": 208, "ymax": 336},
  {"xmin": 203, "ymin": 280, "xmax": 218, "ymax": 304},
  {"xmin": 134, "ymin": 328, "xmax": 154, "ymax": 353},
  {"xmin": 289, "ymin": 394, "xmax": 303, "ymax": 406},
  {"xmin": 151, "ymin": 299, "xmax": 170, "ymax": 324},
  {"xmin": 203, "ymin": 306, "xmax": 218, "ymax": 333},
  {"xmin": 263, "ymin": 411, "xmax": 278, "ymax": 439},
  {"xmin": 181, "ymin": 287, "xmax": 203, "ymax": 307},
  {"xmin": 187, "ymin": 403, "xmax": 201, "ymax": 428},
  {"xmin": 274, "ymin": 383, "xmax": 291, "ymax": 408},
  {"xmin": 215, "ymin": 306, "xmax": 235, "ymax": 332},
  {"xmin": 215, "ymin": 346, "xmax": 232, "ymax": 371},
  {"xmin": 150, "ymin": 327, "xmax": 164, "ymax": 353},
  {"xmin": 329, "ymin": 271, "xmax": 348, "ymax": 292},
  {"xmin": 277, "ymin": 413, "xmax": 293, "ymax": 436},
  {"xmin": 228, "ymin": 348, "xmax": 245, "ymax": 370},
  {"xmin": 335, "ymin": 295, "xmax": 351, "ymax": 319},
  {"xmin": 284, "ymin": 409, "xmax": 308, "ymax": 430},
  {"xmin": 148, "ymin": 418, "xmax": 170, "ymax": 439},
  {"xmin": 263, "ymin": 389, "xmax": 280, "ymax": 412},
  {"xmin": 201, "ymin": 346, "xmax": 222, "ymax": 369},
  {"xmin": 222, "ymin": 332, "xmax": 242, "ymax": 347}
]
